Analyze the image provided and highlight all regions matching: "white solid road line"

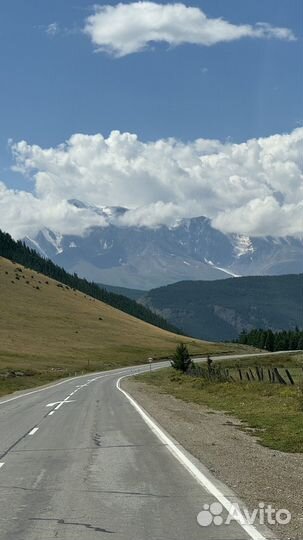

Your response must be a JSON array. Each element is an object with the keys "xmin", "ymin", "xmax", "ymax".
[
  {"xmin": 28, "ymin": 427, "xmax": 39, "ymax": 436},
  {"xmin": 116, "ymin": 376, "xmax": 268, "ymax": 540}
]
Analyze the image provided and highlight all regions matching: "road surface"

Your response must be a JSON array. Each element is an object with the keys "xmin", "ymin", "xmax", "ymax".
[{"xmin": 0, "ymin": 356, "xmax": 277, "ymax": 540}]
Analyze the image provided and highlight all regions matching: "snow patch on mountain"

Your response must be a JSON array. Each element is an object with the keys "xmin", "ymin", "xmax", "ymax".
[
  {"xmin": 204, "ymin": 259, "xmax": 240, "ymax": 278},
  {"xmin": 41, "ymin": 229, "xmax": 63, "ymax": 254},
  {"xmin": 24, "ymin": 236, "xmax": 48, "ymax": 258},
  {"xmin": 233, "ymin": 235, "xmax": 255, "ymax": 257}
]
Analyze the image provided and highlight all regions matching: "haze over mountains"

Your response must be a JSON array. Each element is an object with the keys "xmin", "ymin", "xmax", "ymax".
[{"xmin": 24, "ymin": 200, "xmax": 303, "ymax": 290}]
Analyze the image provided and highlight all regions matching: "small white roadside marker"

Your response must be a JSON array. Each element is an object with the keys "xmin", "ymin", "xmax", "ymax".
[
  {"xmin": 29, "ymin": 427, "xmax": 39, "ymax": 436},
  {"xmin": 0, "ymin": 463, "xmax": 4, "ymax": 470}
]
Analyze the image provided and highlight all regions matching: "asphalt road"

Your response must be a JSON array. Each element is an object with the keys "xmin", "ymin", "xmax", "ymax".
[{"xmin": 0, "ymin": 356, "xmax": 279, "ymax": 540}]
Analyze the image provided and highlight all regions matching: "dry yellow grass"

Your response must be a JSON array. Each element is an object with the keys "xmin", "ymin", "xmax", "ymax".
[{"xmin": 0, "ymin": 256, "xmax": 240, "ymax": 395}]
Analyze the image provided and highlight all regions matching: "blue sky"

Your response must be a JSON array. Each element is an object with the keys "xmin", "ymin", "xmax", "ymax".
[
  {"xmin": 0, "ymin": 1, "xmax": 302, "ymax": 240},
  {"xmin": 1, "ymin": 0, "xmax": 302, "ymax": 190}
]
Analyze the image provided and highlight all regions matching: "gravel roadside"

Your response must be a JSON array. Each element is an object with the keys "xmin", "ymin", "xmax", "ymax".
[{"xmin": 122, "ymin": 378, "xmax": 303, "ymax": 540}]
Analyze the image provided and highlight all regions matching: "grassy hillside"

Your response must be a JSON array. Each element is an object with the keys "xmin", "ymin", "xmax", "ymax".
[
  {"xmin": 141, "ymin": 275, "xmax": 303, "ymax": 341},
  {"xmin": 0, "ymin": 257, "xmax": 238, "ymax": 397},
  {"xmin": 0, "ymin": 229, "xmax": 180, "ymax": 334}
]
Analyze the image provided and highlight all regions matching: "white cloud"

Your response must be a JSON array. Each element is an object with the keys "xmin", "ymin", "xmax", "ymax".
[
  {"xmin": 46, "ymin": 22, "xmax": 60, "ymax": 37},
  {"xmin": 83, "ymin": 2, "xmax": 295, "ymax": 57},
  {"xmin": 2, "ymin": 127, "xmax": 303, "ymax": 239},
  {"xmin": 0, "ymin": 183, "xmax": 107, "ymax": 239},
  {"xmin": 213, "ymin": 197, "xmax": 303, "ymax": 237}
]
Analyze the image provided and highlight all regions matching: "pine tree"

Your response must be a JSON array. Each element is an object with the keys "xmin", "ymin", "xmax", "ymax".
[
  {"xmin": 297, "ymin": 334, "xmax": 303, "ymax": 351},
  {"xmin": 171, "ymin": 343, "xmax": 192, "ymax": 373},
  {"xmin": 265, "ymin": 330, "xmax": 275, "ymax": 352}
]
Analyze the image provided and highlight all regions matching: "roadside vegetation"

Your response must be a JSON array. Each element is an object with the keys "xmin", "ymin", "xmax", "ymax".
[
  {"xmin": 0, "ymin": 257, "xmax": 244, "ymax": 398},
  {"xmin": 136, "ymin": 348, "xmax": 303, "ymax": 452}
]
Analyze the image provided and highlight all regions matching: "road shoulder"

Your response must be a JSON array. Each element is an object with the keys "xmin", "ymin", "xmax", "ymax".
[{"xmin": 122, "ymin": 378, "xmax": 303, "ymax": 540}]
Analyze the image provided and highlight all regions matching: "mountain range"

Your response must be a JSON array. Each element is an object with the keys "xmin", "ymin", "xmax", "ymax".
[{"xmin": 24, "ymin": 199, "xmax": 303, "ymax": 290}]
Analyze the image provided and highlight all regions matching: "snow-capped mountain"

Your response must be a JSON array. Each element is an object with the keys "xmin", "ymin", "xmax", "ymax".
[{"xmin": 24, "ymin": 201, "xmax": 303, "ymax": 290}]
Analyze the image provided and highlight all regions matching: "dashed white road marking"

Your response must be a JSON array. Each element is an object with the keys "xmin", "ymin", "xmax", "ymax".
[
  {"xmin": 0, "ymin": 463, "xmax": 4, "ymax": 470},
  {"xmin": 46, "ymin": 400, "xmax": 75, "ymax": 408},
  {"xmin": 0, "ymin": 367, "xmax": 133, "ymax": 408},
  {"xmin": 54, "ymin": 398, "xmax": 75, "ymax": 411},
  {"xmin": 32, "ymin": 469, "xmax": 46, "ymax": 489},
  {"xmin": 45, "ymin": 374, "xmax": 108, "ymax": 416},
  {"xmin": 117, "ymin": 376, "xmax": 268, "ymax": 540},
  {"xmin": 29, "ymin": 427, "xmax": 39, "ymax": 436},
  {"xmin": 0, "ymin": 376, "xmax": 89, "ymax": 407}
]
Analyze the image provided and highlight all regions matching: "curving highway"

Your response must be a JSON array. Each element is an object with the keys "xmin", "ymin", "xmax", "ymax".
[{"xmin": 0, "ymin": 356, "xmax": 278, "ymax": 540}]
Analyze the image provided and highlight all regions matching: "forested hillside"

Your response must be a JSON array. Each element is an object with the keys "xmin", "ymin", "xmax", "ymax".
[
  {"xmin": 0, "ymin": 229, "xmax": 180, "ymax": 334},
  {"xmin": 98, "ymin": 283, "xmax": 145, "ymax": 301},
  {"xmin": 238, "ymin": 328, "xmax": 303, "ymax": 351},
  {"xmin": 141, "ymin": 275, "xmax": 303, "ymax": 341}
]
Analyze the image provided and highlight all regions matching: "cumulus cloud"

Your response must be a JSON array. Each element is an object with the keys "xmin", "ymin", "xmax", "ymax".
[
  {"xmin": 213, "ymin": 197, "xmax": 303, "ymax": 237},
  {"xmin": 83, "ymin": 2, "xmax": 295, "ymax": 57},
  {"xmin": 0, "ymin": 183, "xmax": 107, "ymax": 239},
  {"xmin": 2, "ymin": 127, "xmax": 303, "ymax": 239}
]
